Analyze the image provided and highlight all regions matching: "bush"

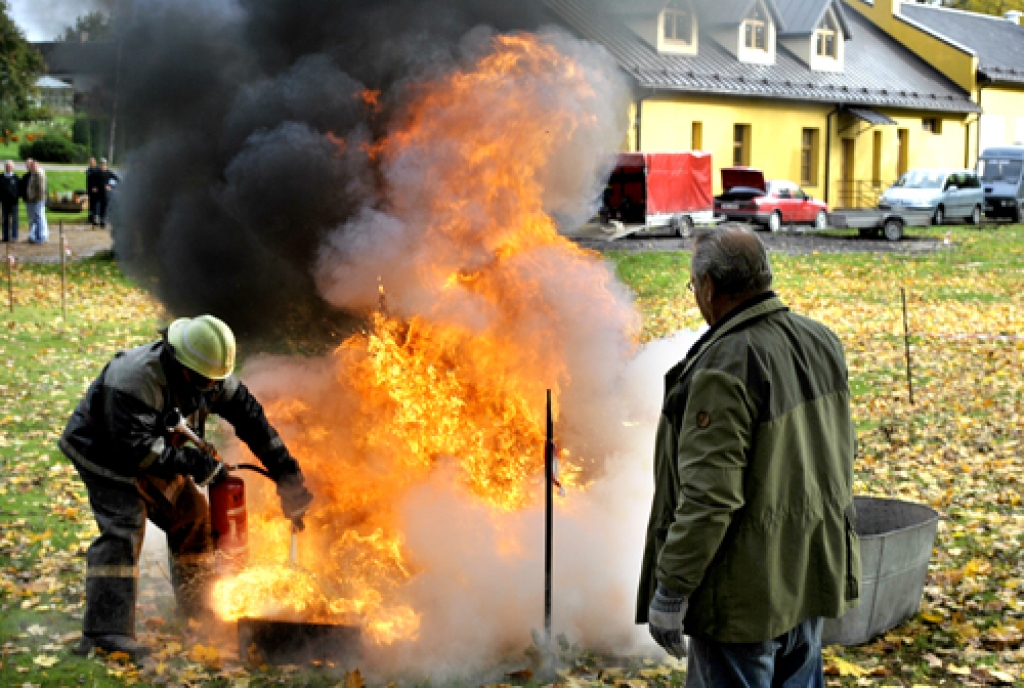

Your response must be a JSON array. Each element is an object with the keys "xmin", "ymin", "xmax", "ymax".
[
  {"xmin": 19, "ymin": 134, "xmax": 86, "ymax": 163},
  {"xmin": 72, "ymin": 114, "xmax": 92, "ymax": 150}
]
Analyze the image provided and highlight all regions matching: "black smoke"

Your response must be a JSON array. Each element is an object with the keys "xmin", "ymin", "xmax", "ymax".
[{"xmin": 113, "ymin": 0, "xmax": 554, "ymax": 342}]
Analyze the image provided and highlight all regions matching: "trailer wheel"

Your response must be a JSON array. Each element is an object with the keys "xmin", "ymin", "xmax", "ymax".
[
  {"xmin": 768, "ymin": 211, "xmax": 782, "ymax": 233},
  {"xmin": 883, "ymin": 218, "xmax": 904, "ymax": 242},
  {"xmin": 676, "ymin": 216, "xmax": 694, "ymax": 238},
  {"xmin": 971, "ymin": 205, "xmax": 982, "ymax": 226},
  {"xmin": 814, "ymin": 211, "xmax": 828, "ymax": 231}
]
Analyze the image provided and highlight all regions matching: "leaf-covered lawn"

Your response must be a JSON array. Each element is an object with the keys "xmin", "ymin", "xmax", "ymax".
[{"xmin": 2, "ymin": 225, "xmax": 1024, "ymax": 687}]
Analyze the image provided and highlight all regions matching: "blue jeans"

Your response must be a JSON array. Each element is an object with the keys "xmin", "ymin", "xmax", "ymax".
[
  {"xmin": 686, "ymin": 617, "xmax": 825, "ymax": 688},
  {"xmin": 27, "ymin": 201, "xmax": 47, "ymax": 243}
]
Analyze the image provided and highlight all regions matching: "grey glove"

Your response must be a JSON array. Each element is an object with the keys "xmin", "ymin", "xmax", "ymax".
[
  {"xmin": 182, "ymin": 446, "xmax": 223, "ymax": 488},
  {"xmin": 276, "ymin": 472, "xmax": 313, "ymax": 527},
  {"xmin": 649, "ymin": 581, "xmax": 688, "ymax": 659}
]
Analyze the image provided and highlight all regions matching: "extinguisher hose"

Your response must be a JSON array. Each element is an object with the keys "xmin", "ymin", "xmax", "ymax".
[{"xmin": 231, "ymin": 463, "xmax": 275, "ymax": 480}]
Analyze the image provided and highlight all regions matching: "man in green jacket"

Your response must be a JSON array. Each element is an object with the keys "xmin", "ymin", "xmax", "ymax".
[{"xmin": 637, "ymin": 225, "xmax": 859, "ymax": 687}]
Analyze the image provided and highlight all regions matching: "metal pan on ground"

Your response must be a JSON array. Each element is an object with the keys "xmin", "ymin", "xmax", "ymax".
[
  {"xmin": 822, "ymin": 496, "xmax": 940, "ymax": 646},
  {"xmin": 238, "ymin": 618, "xmax": 361, "ymax": 666}
]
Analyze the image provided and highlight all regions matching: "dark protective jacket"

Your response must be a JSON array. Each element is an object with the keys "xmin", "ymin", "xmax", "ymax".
[
  {"xmin": 59, "ymin": 340, "xmax": 300, "ymax": 484},
  {"xmin": 636, "ymin": 293, "xmax": 860, "ymax": 643},
  {"xmin": 0, "ymin": 173, "xmax": 19, "ymax": 206},
  {"xmin": 94, "ymin": 169, "xmax": 119, "ymax": 199}
]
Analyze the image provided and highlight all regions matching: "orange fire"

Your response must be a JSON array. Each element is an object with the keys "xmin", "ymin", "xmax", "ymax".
[{"xmin": 211, "ymin": 33, "xmax": 634, "ymax": 646}]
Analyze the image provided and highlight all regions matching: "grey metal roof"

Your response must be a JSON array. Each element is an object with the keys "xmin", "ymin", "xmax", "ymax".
[
  {"xmin": 703, "ymin": 0, "xmax": 785, "ymax": 30},
  {"xmin": 546, "ymin": 0, "xmax": 980, "ymax": 113},
  {"xmin": 35, "ymin": 76, "xmax": 73, "ymax": 90},
  {"xmin": 774, "ymin": 0, "xmax": 851, "ymax": 37},
  {"xmin": 900, "ymin": 3, "xmax": 1024, "ymax": 86}
]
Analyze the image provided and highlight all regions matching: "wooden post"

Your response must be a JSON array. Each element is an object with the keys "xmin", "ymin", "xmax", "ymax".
[
  {"xmin": 901, "ymin": 288, "xmax": 914, "ymax": 406},
  {"xmin": 5, "ymin": 241, "xmax": 12, "ymax": 313},
  {"xmin": 59, "ymin": 221, "xmax": 66, "ymax": 319}
]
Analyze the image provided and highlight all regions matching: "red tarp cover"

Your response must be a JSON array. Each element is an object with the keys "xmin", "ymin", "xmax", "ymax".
[{"xmin": 641, "ymin": 152, "xmax": 713, "ymax": 214}]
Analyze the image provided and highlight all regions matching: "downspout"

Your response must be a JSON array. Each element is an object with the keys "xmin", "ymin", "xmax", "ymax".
[
  {"xmin": 975, "ymin": 85, "xmax": 985, "ymax": 166},
  {"xmin": 634, "ymin": 87, "xmax": 654, "ymax": 152},
  {"xmin": 824, "ymin": 105, "xmax": 841, "ymax": 206}
]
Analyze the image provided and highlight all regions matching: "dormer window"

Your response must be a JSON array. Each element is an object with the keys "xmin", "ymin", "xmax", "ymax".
[
  {"xmin": 663, "ymin": 8, "xmax": 694, "ymax": 45},
  {"xmin": 656, "ymin": 1, "xmax": 697, "ymax": 56},
  {"xmin": 743, "ymin": 5, "xmax": 768, "ymax": 51},
  {"xmin": 816, "ymin": 13, "xmax": 839, "ymax": 59}
]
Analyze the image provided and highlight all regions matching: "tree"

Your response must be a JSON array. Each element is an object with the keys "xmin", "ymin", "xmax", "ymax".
[
  {"xmin": 57, "ymin": 11, "xmax": 114, "ymax": 43},
  {"xmin": 934, "ymin": 0, "xmax": 1024, "ymax": 15},
  {"xmin": 0, "ymin": 0, "xmax": 45, "ymax": 132}
]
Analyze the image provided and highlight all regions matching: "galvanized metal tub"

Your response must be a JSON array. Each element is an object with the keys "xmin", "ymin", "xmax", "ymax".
[{"xmin": 822, "ymin": 496, "xmax": 940, "ymax": 646}]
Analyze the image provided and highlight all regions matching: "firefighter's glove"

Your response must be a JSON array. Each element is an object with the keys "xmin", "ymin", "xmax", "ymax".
[
  {"xmin": 182, "ymin": 447, "xmax": 224, "ymax": 488},
  {"xmin": 648, "ymin": 581, "xmax": 688, "ymax": 659},
  {"xmin": 277, "ymin": 472, "xmax": 313, "ymax": 528}
]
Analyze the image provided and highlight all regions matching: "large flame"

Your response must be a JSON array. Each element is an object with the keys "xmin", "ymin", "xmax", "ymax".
[{"xmin": 211, "ymin": 33, "xmax": 634, "ymax": 646}]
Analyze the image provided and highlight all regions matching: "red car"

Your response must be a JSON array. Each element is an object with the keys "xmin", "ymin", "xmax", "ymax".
[{"xmin": 714, "ymin": 167, "xmax": 829, "ymax": 232}]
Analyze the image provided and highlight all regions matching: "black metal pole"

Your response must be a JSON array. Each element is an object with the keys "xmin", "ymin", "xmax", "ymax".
[
  {"xmin": 544, "ymin": 389, "xmax": 553, "ymax": 644},
  {"xmin": 901, "ymin": 288, "xmax": 914, "ymax": 405}
]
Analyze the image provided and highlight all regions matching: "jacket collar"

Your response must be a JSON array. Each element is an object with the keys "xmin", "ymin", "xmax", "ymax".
[{"xmin": 665, "ymin": 292, "xmax": 788, "ymax": 388}]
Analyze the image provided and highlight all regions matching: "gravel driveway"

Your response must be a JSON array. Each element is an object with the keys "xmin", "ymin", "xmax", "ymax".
[{"xmin": 570, "ymin": 224, "xmax": 961, "ymax": 255}]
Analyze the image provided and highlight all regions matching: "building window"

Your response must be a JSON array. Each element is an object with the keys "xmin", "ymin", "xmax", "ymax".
[
  {"xmin": 692, "ymin": 121, "xmax": 703, "ymax": 151},
  {"xmin": 872, "ymin": 131, "xmax": 882, "ymax": 185},
  {"xmin": 743, "ymin": 5, "xmax": 768, "ymax": 51},
  {"xmin": 815, "ymin": 12, "xmax": 838, "ymax": 58},
  {"xmin": 897, "ymin": 128, "xmax": 909, "ymax": 176},
  {"xmin": 800, "ymin": 128, "xmax": 819, "ymax": 186},
  {"xmin": 922, "ymin": 118, "xmax": 942, "ymax": 134},
  {"xmin": 734, "ymin": 124, "xmax": 751, "ymax": 166},
  {"xmin": 662, "ymin": 8, "xmax": 694, "ymax": 45}
]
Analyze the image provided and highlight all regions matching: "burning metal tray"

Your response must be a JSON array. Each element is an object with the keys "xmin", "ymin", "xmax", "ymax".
[{"xmin": 238, "ymin": 618, "xmax": 361, "ymax": 666}]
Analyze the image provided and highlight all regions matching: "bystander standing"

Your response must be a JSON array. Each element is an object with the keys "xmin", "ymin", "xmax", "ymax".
[
  {"xmin": 86, "ymin": 157, "xmax": 99, "ymax": 227},
  {"xmin": 93, "ymin": 158, "xmax": 119, "ymax": 229},
  {"xmin": 0, "ymin": 160, "xmax": 19, "ymax": 242},
  {"xmin": 24, "ymin": 158, "xmax": 48, "ymax": 244},
  {"xmin": 638, "ymin": 224, "xmax": 860, "ymax": 687}
]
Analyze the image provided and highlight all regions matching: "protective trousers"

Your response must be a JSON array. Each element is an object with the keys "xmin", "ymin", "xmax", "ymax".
[{"xmin": 77, "ymin": 467, "xmax": 214, "ymax": 638}]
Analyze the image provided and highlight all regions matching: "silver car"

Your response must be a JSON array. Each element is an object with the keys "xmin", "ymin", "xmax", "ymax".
[{"xmin": 878, "ymin": 169, "xmax": 984, "ymax": 225}]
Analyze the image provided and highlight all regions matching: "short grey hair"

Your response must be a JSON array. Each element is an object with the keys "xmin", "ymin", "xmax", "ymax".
[{"xmin": 691, "ymin": 224, "xmax": 773, "ymax": 297}]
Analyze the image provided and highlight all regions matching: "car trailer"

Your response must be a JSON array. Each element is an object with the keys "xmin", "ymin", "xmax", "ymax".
[{"xmin": 825, "ymin": 208, "xmax": 933, "ymax": 242}]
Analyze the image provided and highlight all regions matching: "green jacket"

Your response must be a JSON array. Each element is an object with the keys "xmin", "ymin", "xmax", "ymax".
[{"xmin": 636, "ymin": 293, "xmax": 860, "ymax": 643}]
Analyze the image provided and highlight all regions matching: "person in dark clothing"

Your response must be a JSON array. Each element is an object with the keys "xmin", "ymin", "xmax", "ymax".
[
  {"xmin": 85, "ymin": 158, "xmax": 99, "ymax": 227},
  {"xmin": 0, "ymin": 161, "xmax": 19, "ymax": 242},
  {"xmin": 92, "ymin": 158, "xmax": 119, "ymax": 228},
  {"xmin": 61, "ymin": 315, "xmax": 314, "ymax": 661}
]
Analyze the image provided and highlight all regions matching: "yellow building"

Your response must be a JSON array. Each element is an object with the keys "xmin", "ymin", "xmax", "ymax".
[
  {"xmin": 848, "ymin": 0, "xmax": 1024, "ymax": 161},
  {"xmin": 548, "ymin": 0, "xmax": 981, "ymax": 209}
]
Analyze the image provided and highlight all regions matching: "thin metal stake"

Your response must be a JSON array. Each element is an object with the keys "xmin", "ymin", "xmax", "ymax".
[
  {"xmin": 544, "ymin": 389, "xmax": 554, "ymax": 644},
  {"xmin": 59, "ymin": 221, "xmax": 66, "ymax": 319},
  {"xmin": 5, "ymin": 241, "xmax": 12, "ymax": 313},
  {"xmin": 901, "ymin": 288, "xmax": 914, "ymax": 406}
]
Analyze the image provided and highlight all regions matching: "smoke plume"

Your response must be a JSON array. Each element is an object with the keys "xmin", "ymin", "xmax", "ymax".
[{"xmin": 115, "ymin": 0, "xmax": 557, "ymax": 340}]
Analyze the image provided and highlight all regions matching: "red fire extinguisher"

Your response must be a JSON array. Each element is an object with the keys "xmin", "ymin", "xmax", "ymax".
[{"xmin": 210, "ymin": 474, "xmax": 249, "ymax": 567}]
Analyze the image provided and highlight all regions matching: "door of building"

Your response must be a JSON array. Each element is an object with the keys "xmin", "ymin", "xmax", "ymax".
[{"xmin": 841, "ymin": 139, "xmax": 856, "ymax": 207}]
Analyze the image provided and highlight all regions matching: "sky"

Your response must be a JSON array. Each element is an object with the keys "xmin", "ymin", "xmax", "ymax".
[{"xmin": 8, "ymin": 0, "xmax": 110, "ymax": 41}]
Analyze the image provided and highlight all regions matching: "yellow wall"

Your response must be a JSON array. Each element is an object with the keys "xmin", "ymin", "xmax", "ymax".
[
  {"xmin": 979, "ymin": 86, "xmax": 1024, "ymax": 152},
  {"xmin": 634, "ymin": 93, "xmax": 970, "ymax": 207},
  {"xmin": 844, "ymin": 0, "xmax": 978, "ymax": 93}
]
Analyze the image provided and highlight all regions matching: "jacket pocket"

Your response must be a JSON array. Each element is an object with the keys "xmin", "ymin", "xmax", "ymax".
[{"xmin": 844, "ymin": 503, "xmax": 861, "ymax": 600}]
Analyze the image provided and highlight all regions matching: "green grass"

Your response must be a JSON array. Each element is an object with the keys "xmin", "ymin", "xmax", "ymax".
[{"xmin": 3, "ymin": 226, "xmax": 1024, "ymax": 686}]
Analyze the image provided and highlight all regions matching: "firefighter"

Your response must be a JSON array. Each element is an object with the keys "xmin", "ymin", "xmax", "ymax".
[{"xmin": 60, "ymin": 315, "xmax": 314, "ymax": 660}]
